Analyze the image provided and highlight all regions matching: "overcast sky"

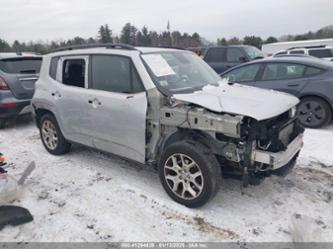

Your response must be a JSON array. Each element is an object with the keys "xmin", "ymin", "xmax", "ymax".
[{"xmin": 0, "ymin": 0, "xmax": 332, "ymax": 43}]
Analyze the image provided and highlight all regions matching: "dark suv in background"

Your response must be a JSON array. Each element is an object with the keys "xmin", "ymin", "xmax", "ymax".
[
  {"xmin": 188, "ymin": 45, "xmax": 264, "ymax": 74},
  {"xmin": 0, "ymin": 53, "xmax": 42, "ymax": 128}
]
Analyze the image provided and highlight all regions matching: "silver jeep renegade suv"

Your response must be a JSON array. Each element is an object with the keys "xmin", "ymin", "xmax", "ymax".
[{"xmin": 32, "ymin": 44, "xmax": 304, "ymax": 207}]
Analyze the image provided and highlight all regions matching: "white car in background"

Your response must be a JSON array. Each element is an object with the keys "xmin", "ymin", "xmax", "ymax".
[{"xmin": 274, "ymin": 46, "xmax": 333, "ymax": 61}]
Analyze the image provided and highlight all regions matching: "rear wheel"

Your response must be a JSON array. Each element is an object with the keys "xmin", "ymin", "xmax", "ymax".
[
  {"xmin": 158, "ymin": 140, "xmax": 221, "ymax": 208},
  {"xmin": 39, "ymin": 114, "xmax": 71, "ymax": 155},
  {"xmin": 297, "ymin": 97, "xmax": 332, "ymax": 128}
]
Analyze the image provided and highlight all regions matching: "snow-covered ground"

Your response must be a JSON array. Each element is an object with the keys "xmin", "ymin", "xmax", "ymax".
[{"xmin": 0, "ymin": 117, "xmax": 332, "ymax": 242}]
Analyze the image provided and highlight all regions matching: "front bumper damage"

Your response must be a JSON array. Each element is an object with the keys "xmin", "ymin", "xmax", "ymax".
[{"xmin": 252, "ymin": 133, "xmax": 304, "ymax": 170}]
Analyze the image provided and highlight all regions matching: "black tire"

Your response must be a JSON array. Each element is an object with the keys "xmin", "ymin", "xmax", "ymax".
[
  {"xmin": 0, "ymin": 119, "xmax": 5, "ymax": 129},
  {"xmin": 297, "ymin": 97, "xmax": 332, "ymax": 128},
  {"xmin": 158, "ymin": 140, "xmax": 221, "ymax": 208},
  {"xmin": 39, "ymin": 114, "xmax": 71, "ymax": 155}
]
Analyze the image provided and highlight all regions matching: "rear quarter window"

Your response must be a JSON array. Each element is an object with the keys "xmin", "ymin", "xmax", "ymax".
[
  {"xmin": 304, "ymin": 66, "xmax": 325, "ymax": 76},
  {"xmin": 49, "ymin": 57, "xmax": 59, "ymax": 80},
  {"xmin": 308, "ymin": 49, "xmax": 333, "ymax": 58},
  {"xmin": 0, "ymin": 58, "xmax": 42, "ymax": 74}
]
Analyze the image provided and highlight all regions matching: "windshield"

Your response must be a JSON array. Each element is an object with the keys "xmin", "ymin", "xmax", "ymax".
[
  {"xmin": 141, "ymin": 51, "xmax": 221, "ymax": 93},
  {"xmin": 243, "ymin": 46, "xmax": 264, "ymax": 59}
]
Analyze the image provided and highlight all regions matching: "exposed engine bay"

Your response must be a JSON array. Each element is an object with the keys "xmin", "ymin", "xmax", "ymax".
[{"xmin": 154, "ymin": 99, "xmax": 305, "ymax": 186}]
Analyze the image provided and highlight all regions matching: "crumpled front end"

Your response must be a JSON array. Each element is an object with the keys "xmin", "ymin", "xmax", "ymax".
[{"xmin": 240, "ymin": 109, "xmax": 305, "ymax": 184}]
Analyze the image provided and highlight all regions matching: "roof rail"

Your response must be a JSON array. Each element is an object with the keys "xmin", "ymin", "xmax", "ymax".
[
  {"xmin": 50, "ymin": 43, "xmax": 137, "ymax": 53},
  {"xmin": 148, "ymin": 45, "xmax": 186, "ymax": 50}
]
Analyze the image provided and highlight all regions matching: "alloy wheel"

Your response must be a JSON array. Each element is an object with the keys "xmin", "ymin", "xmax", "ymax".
[
  {"xmin": 164, "ymin": 153, "xmax": 204, "ymax": 200},
  {"xmin": 41, "ymin": 120, "xmax": 58, "ymax": 150}
]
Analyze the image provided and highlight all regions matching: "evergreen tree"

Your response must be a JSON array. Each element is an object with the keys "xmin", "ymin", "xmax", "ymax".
[
  {"xmin": 171, "ymin": 31, "xmax": 182, "ymax": 47},
  {"xmin": 98, "ymin": 24, "xmax": 113, "ymax": 43},
  {"xmin": 12, "ymin": 40, "xmax": 21, "ymax": 52},
  {"xmin": 243, "ymin": 35, "xmax": 263, "ymax": 48},
  {"xmin": 120, "ymin": 23, "xmax": 137, "ymax": 45},
  {"xmin": 265, "ymin": 36, "xmax": 278, "ymax": 44},
  {"xmin": 159, "ymin": 31, "xmax": 172, "ymax": 47},
  {"xmin": 136, "ymin": 31, "xmax": 144, "ymax": 46},
  {"xmin": 149, "ymin": 31, "xmax": 159, "ymax": 46},
  {"xmin": 217, "ymin": 38, "xmax": 227, "ymax": 46},
  {"xmin": 0, "ymin": 38, "xmax": 11, "ymax": 52},
  {"xmin": 227, "ymin": 37, "xmax": 242, "ymax": 45},
  {"xmin": 141, "ymin": 26, "xmax": 152, "ymax": 46},
  {"xmin": 191, "ymin": 32, "xmax": 201, "ymax": 47}
]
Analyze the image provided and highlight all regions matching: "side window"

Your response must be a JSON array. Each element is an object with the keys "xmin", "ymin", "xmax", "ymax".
[
  {"xmin": 221, "ymin": 64, "xmax": 261, "ymax": 82},
  {"xmin": 226, "ymin": 48, "xmax": 245, "ymax": 62},
  {"xmin": 205, "ymin": 48, "xmax": 226, "ymax": 63},
  {"xmin": 304, "ymin": 66, "xmax": 325, "ymax": 76},
  {"xmin": 289, "ymin": 50, "xmax": 305, "ymax": 55},
  {"xmin": 49, "ymin": 57, "xmax": 59, "ymax": 80},
  {"xmin": 62, "ymin": 59, "xmax": 86, "ymax": 88},
  {"xmin": 91, "ymin": 55, "xmax": 144, "ymax": 93},
  {"xmin": 262, "ymin": 63, "xmax": 306, "ymax": 80},
  {"xmin": 308, "ymin": 49, "xmax": 332, "ymax": 58}
]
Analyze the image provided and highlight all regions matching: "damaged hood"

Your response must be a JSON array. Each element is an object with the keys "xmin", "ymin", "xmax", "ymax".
[{"xmin": 172, "ymin": 84, "xmax": 299, "ymax": 121}]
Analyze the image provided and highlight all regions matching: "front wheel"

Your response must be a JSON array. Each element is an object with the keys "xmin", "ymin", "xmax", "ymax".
[
  {"xmin": 297, "ymin": 97, "xmax": 332, "ymax": 128},
  {"xmin": 39, "ymin": 114, "xmax": 71, "ymax": 155},
  {"xmin": 158, "ymin": 140, "xmax": 221, "ymax": 208}
]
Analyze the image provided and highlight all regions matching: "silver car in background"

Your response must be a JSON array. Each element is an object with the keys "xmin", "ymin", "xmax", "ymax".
[{"xmin": 0, "ymin": 53, "xmax": 42, "ymax": 128}]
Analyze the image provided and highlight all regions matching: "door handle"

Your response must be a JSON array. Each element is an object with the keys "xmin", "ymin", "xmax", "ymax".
[{"xmin": 288, "ymin": 84, "xmax": 299, "ymax": 87}]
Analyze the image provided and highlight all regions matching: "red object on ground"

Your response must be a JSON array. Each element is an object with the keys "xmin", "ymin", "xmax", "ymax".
[{"xmin": 0, "ymin": 153, "xmax": 6, "ymax": 165}]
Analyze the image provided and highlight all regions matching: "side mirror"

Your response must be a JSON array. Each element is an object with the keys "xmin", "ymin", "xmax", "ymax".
[{"xmin": 239, "ymin": 57, "xmax": 248, "ymax": 63}]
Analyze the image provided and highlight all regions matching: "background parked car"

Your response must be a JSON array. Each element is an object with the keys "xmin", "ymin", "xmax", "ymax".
[
  {"xmin": 0, "ymin": 53, "xmax": 42, "ymax": 128},
  {"xmin": 262, "ymin": 38, "xmax": 333, "ymax": 56},
  {"xmin": 188, "ymin": 45, "xmax": 264, "ymax": 74},
  {"xmin": 274, "ymin": 46, "xmax": 333, "ymax": 61},
  {"xmin": 220, "ymin": 57, "xmax": 333, "ymax": 128}
]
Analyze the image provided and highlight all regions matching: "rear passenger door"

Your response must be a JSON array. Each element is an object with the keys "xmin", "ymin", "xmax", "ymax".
[
  {"xmin": 204, "ymin": 48, "xmax": 227, "ymax": 74},
  {"xmin": 88, "ymin": 54, "xmax": 147, "ymax": 163},
  {"xmin": 52, "ymin": 56, "xmax": 94, "ymax": 146},
  {"xmin": 254, "ymin": 62, "xmax": 308, "ymax": 96}
]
